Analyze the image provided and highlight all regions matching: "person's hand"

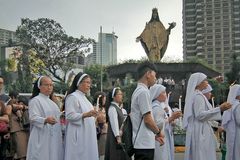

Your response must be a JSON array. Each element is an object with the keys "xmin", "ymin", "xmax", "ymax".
[
  {"xmin": 155, "ymin": 133, "xmax": 165, "ymax": 146},
  {"xmin": 18, "ymin": 104, "xmax": 24, "ymax": 110},
  {"xmin": 97, "ymin": 112, "xmax": 105, "ymax": 123},
  {"xmin": 45, "ymin": 116, "xmax": 57, "ymax": 125},
  {"xmin": 169, "ymin": 111, "xmax": 182, "ymax": 123},
  {"xmin": 155, "ymin": 131, "xmax": 165, "ymax": 138},
  {"xmin": 116, "ymin": 136, "xmax": 122, "ymax": 144},
  {"xmin": 85, "ymin": 110, "xmax": 98, "ymax": 118},
  {"xmin": 172, "ymin": 111, "xmax": 182, "ymax": 119},
  {"xmin": 217, "ymin": 126, "xmax": 224, "ymax": 133},
  {"xmin": 12, "ymin": 104, "xmax": 24, "ymax": 110},
  {"xmin": 220, "ymin": 102, "xmax": 232, "ymax": 112}
]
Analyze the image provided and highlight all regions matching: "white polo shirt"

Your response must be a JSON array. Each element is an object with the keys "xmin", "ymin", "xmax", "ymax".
[{"xmin": 130, "ymin": 83, "xmax": 155, "ymax": 149}]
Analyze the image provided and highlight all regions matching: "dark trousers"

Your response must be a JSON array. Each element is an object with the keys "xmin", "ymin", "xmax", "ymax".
[{"xmin": 134, "ymin": 149, "xmax": 154, "ymax": 160}]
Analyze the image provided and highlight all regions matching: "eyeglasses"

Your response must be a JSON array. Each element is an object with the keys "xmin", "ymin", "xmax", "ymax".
[{"xmin": 41, "ymin": 83, "xmax": 54, "ymax": 87}]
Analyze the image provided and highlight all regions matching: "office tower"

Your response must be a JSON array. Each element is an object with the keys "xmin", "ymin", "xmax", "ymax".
[
  {"xmin": 0, "ymin": 28, "xmax": 18, "ymax": 45},
  {"xmin": 96, "ymin": 32, "xmax": 118, "ymax": 66},
  {"xmin": 86, "ymin": 42, "xmax": 97, "ymax": 65},
  {"xmin": 183, "ymin": 0, "xmax": 240, "ymax": 73}
]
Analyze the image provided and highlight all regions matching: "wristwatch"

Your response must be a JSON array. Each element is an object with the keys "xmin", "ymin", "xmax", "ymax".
[{"xmin": 155, "ymin": 130, "xmax": 161, "ymax": 136}]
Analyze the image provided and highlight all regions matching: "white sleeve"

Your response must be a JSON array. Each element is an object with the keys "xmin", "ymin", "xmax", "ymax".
[
  {"xmin": 29, "ymin": 99, "xmax": 46, "ymax": 129},
  {"xmin": 234, "ymin": 105, "xmax": 240, "ymax": 127},
  {"xmin": 152, "ymin": 106, "xmax": 165, "ymax": 129},
  {"xmin": 65, "ymin": 95, "xmax": 83, "ymax": 125},
  {"xmin": 121, "ymin": 108, "xmax": 128, "ymax": 117},
  {"xmin": 108, "ymin": 106, "xmax": 120, "ymax": 137},
  {"xmin": 193, "ymin": 95, "xmax": 221, "ymax": 121}
]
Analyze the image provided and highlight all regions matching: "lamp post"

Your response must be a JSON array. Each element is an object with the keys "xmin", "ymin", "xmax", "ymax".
[{"xmin": 100, "ymin": 26, "xmax": 103, "ymax": 92}]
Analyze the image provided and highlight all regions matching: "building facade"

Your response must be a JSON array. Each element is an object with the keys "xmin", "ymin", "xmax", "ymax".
[
  {"xmin": 96, "ymin": 32, "xmax": 118, "ymax": 66},
  {"xmin": 0, "ymin": 28, "xmax": 18, "ymax": 45},
  {"xmin": 183, "ymin": 0, "xmax": 240, "ymax": 73}
]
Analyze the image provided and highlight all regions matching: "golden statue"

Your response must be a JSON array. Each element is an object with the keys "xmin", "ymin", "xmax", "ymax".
[{"xmin": 136, "ymin": 8, "xmax": 176, "ymax": 62}]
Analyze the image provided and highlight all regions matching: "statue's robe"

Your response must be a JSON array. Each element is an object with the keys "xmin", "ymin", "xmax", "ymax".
[{"xmin": 138, "ymin": 21, "xmax": 168, "ymax": 61}]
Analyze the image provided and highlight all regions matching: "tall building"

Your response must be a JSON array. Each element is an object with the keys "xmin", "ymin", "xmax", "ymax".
[
  {"xmin": 0, "ymin": 28, "xmax": 18, "ymax": 45},
  {"xmin": 183, "ymin": 0, "xmax": 240, "ymax": 73},
  {"xmin": 96, "ymin": 32, "xmax": 118, "ymax": 66},
  {"xmin": 86, "ymin": 42, "xmax": 97, "ymax": 65}
]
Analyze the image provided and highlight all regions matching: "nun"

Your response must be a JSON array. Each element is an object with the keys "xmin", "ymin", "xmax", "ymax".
[
  {"xmin": 222, "ymin": 84, "xmax": 240, "ymax": 160},
  {"xmin": 183, "ymin": 72, "xmax": 231, "ymax": 160},
  {"xmin": 150, "ymin": 84, "xmax": 181, "ymax": 160},
  {"xmin": 64, "ymin": 72, "xmax": 98, "ymax": 160},
  {"xmin": 26, "ymin": 76, "xmax": 63, "ymax": 160}
]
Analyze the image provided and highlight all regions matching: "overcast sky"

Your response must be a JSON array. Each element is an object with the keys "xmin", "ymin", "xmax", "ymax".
[{"xmin": 0, "ymin": 0, "xmax": 183, "ymax": 62}]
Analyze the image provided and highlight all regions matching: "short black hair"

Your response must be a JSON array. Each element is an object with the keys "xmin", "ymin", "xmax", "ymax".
[{"xmin": 137, "ymin": 61, "xmax": 157, "ymax": 79}]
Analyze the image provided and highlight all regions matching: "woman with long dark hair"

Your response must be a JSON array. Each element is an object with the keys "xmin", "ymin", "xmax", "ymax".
[
  {"xmin": 64, "ymin": 72, "xmax": 98, "ymax": 160},
  {"xmin": 7, "ymin": 91, "xmax": 28, "ymax": 160},
  {"xmin": 94, "ymin": 91, "xmax": 107, "ymax": 160},
  {"xmin": 26, "ymin": 76, "xmax": 63, "ymax": 160}
]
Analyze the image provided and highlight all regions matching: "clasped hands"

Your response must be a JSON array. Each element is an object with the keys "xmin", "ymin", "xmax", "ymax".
[
  {"xmin": 83, "ymin": 108, "xmax": 98, "ymax": 118},
  {"xmin": 155, "ymin": 131, "xmax": 165, "ymax": 146},
  {"xmin": 45, "ymin": 116, "xmax": 57, "ymax": 125}
]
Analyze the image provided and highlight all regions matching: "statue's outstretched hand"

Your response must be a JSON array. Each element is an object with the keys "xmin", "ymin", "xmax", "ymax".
[
  {"xmin": 168, "ymin": 22, "xmax": 176, "ymax": 29},
  {"xmin": 136, "ymin": 37, "xmax": 140, "ymax": 42}
]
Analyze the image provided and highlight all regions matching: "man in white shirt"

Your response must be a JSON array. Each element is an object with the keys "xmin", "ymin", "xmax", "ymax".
[{"xmin": 130, "ymin": 61, "xmax": 164, "ymax": 160}]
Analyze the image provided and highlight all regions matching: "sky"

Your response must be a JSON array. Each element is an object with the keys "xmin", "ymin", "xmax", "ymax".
[{"xmin": 0, "ymin": 0, "xmax": 183, "ymax": 62}]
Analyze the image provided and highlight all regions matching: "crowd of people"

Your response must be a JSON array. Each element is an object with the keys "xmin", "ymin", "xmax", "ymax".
[{"xmin": 0, "ymin": 61, "xmax": 240, "ymax": 160}]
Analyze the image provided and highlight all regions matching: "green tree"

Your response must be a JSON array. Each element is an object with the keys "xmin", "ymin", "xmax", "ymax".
[
  {"xmin": 225, "ymin": 53, "xmax": 240, "ymax": 85},
  {"xmin": 84, "ymin": 64, "xmax": 108, "ymax": 95},
  {"xmin": 16, "ymin": 18, "xmax": 95, "ymax": 82},
  {"xmin": 208, "ymin": 79, "xmax": 228, "ymax": 105}
]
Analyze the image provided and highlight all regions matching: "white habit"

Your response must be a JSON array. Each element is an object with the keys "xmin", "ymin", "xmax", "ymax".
[
  {"xmin": 184, "ymin": 91, "xmax": 221, "ymax": 160},
  {"xmin": 27, "ymin": 93, "xmax": 63, "ymax": 160},
  {"xmin": 152, "ymin": 101, "xmax": 173, "ymax": 160},
  {"xmin": 64, "ymin": 90, "xmax": 98, "ymax": 160},
  {"xmin": 222, "ymin": 84, "xmax": 240, "ymax": 160}
]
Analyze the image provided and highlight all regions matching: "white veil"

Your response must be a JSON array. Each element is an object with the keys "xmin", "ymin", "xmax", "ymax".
[{"xmin": 183, "ymin": 72, "xmax": 207, "ymax": 129}]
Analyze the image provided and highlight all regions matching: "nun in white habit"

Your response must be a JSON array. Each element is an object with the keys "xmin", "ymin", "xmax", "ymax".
[
  {"xmin": 27, "ymin": 76, "xmax": 63, "ymax": 160},
  {"xmin": 222, "ymin": 84, "xmax": 240, "ymax": 160},
  {"xmin": 150, "ymin": 84, "xmax": 181, "ymax": 160},
  {"xmin": 64, "ymin": 72, "xmax": 99, "ymax": 160},
  {"xmin": 183, "ymin": 72, "xmax": 231, "ymax": 160}
]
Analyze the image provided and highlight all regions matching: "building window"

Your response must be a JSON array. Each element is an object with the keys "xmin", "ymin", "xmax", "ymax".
[
  {"xmin": 207, "ymin": 54, "xmax": 213, "ymax": 58},
  {"xmin": 207, "ymin": 48, "xmax": 213, "ymax": 51}
]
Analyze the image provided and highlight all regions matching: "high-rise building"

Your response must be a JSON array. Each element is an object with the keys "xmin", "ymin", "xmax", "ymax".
[
  {"xmin": 96, "ymin": 32, "xmax": 118, "ymax": 66},
  {"xmin": 0, "ymin": 28, "xmax": 18, "ymax": 45},
  {"xmin": 85, "ymin": 42, "xmax": 97, "ymax": 66},
  {"xmin": 183, "ymin": 0, "xmax": 240, "ymax": 73}
]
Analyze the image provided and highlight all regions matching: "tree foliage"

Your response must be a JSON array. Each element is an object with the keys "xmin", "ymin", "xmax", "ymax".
[
  {"xmin": 16, "ymin": 18, "xmax": 95, "ymax": 82},
  {"xmin": 84, "ymin": 64, "xmax": 108, "ymax": 95},
  {"xmin": 225, "ymin": 53, "xmax": 240, "ymax": 85}
]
